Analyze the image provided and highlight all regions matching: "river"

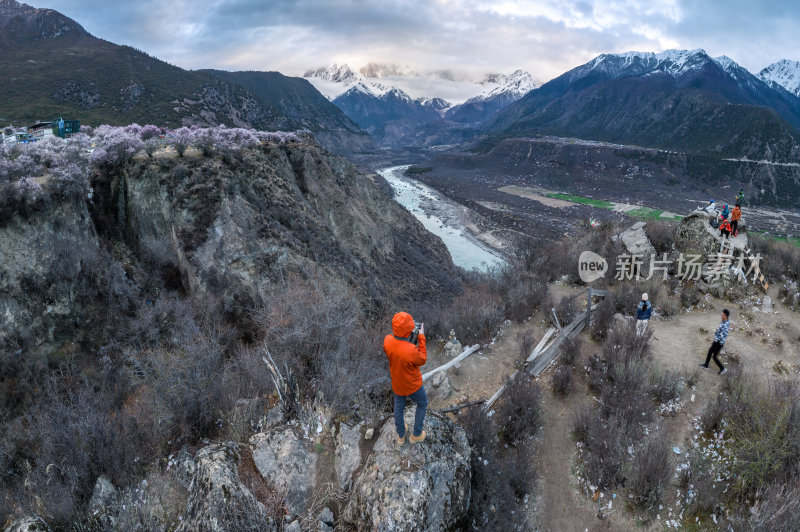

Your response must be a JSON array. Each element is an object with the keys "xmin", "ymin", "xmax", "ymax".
[{"xmin": 379, "ymin": 165, "xmax": 505, "ymax": 272}]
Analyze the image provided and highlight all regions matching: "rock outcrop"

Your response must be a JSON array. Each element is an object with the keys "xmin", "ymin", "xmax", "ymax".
[
  {"xmin": 113, "ymin": 143, "xmax": 459, "ymax": 312},
  {"xmin": 0, "ymin": 194, "xmax": 97, "ymax": 351},
  {"xmin": 614, "ymin": 221, "xmax": 657, "ymax": 272},
  {"xmin": 343, "ymin": 412, "xmax": 471, "ymax": 531},
  {"xmin": 2, "ymin": 516, "xmax": 50, "ymax": 532},
  {"xmin": 250, "ymin": 428, "xmax": 317, "ymax": 516},
  {"xmin": 335, "ymin": 423, "xmax": 362, "ymax": 491},
  {"xmin": 177, "ymin": 443, "xmax": 275, "ymax": 532}
]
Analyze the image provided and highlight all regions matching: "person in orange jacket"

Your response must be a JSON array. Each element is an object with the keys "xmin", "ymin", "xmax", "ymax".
[
  {"xmin": 384, "ymin": 311, "xmax": 428, "ymax": 445},
  {"xmin": 730, "ymin": 204, "xmax": 742, "ymax": 236},
  {"xmin": 720, "ymin": 218, "xmax": 732, "ymax": 238}
]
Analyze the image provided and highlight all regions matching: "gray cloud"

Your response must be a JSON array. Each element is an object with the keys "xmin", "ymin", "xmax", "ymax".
[{"xmin": 25, "ymin": 0, "xmax": 800, "ymax": 83}]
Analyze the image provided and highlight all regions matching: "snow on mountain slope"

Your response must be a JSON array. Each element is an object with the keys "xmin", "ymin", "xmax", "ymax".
[
  {"xmin": 468, "ymin": 70, "xmax": 540, "ymax": 103},
  {"xmin": 760, "ymin": 59, "xmax": 800, "ymax": 98},
  {"xmin": 304, "ymin": 63, "xmax": 536, "ymax": 105}
]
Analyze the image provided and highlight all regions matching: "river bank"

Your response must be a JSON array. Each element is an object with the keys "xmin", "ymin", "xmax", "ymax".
[{"xmin": 378, "ymin": 165, "xmax": 507, "ymax": 271}]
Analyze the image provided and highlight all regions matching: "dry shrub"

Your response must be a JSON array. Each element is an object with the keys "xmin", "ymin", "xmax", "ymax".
[
  {"xmin": 496, "ymin": 373, "xmax": 542, "ymax": 445},
  {"xmin": 580, "ymin": 414, "xmax": 627, "ymax": 490},
  {"xmin": 629, "ymin": 438, "xmax": 672, "ymax": 518},
  {"xmin": 500, "ymin": 268, "xmax": 548, "ymax": 321},
  {"xmin": 256, "ymin": 273, "xmax": 386, "ymax": 415},
  {"xmin": 591, "ymin": 295, "xmax": 615, "ymax": 340},
  {"xmin": 419, "ymin": 274, "xmax": 505, "ymax": 345},
  {"xmin": 560, "ymin": 336, "xmax": 582, "ymax": 366},
  {"xmin": 649, "ymin": 367, "xmax": 682, "ymax": 403},
  {"xmin": 552, "ymin": 365, "xmax": 573, "ymax": 396},
  {"xmin": 680, "ymin": 284, "xmax": 702, "ymax": 308},
  {"xmin": 748, "ymin": 481, "xmax": 800, "ymax": 532},
  {"xmin": 645, "ymin": 220, "xmax": 677, "ymax": 255},
  {"xmin": 516, "ymin": 330, "xmax": 536, "ymax": 360},
  {"xmin": 461, "ymin": 404, "xmax": 536, "ymax": 531}
]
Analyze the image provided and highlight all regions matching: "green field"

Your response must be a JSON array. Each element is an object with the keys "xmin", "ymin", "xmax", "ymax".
[
  {"xmin": 546, "ymin": 192, "xmax": 614, "ymax": 209},
  {"xmin": 545, "ymin": 193, "xmax": 683, "ymax": 220}
]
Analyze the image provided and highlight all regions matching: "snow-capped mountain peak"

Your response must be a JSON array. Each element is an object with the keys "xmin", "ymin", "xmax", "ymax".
[
  {"xmin": 580, "ymin": 49, "xmax": 713, "ymax": 80},
  {"xmin": 478, "ymin": 69, "xmax": 540, "ymax": 101},
  {"xmin": 759, "ymin": 59, "xmax": 800, "ymax": 98},
  {"xmin": 304, "ymin": 63, "xmax": 362, "ymax": 84}
]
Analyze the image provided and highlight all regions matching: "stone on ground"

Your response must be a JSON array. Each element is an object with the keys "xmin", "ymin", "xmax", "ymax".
[{"xmin": 343, "ymin": 412, "xmax": 471, "ymax": 531}]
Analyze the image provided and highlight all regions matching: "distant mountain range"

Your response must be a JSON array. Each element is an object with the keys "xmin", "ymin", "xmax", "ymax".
[
  {"xmin": 485, "ymin": 49, "xmax": 800, "ymax": 162},
  {"xmin": 305, "ymin": 63, "xmax": 540, "ymax": 146},
  {"xmin": 0, "ymin": 0, "xmax": 371, "ymax": 154}
]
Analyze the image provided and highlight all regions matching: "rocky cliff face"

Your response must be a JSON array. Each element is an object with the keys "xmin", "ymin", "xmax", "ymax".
[
  {"xmin": 107, "ymin": 141, "xmax": 459, "ymax": 314},
  {"xmin": 0, "ymin": 194, "xmax": 97, "ymax": 351}
]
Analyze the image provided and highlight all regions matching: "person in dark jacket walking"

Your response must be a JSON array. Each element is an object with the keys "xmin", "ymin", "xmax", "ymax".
[
  {"xmin": 635, "ymin": 293, "xmax": 652, "ymax": 336},
  {"xmin": 700, "ymin": 309, "xmax": 730, "ymax": 375},
  {"xmin": 384, "ymin": 312, "xmax": 428, "ymax": 445}
]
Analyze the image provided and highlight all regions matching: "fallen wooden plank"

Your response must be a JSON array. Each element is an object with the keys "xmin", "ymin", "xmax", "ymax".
[
  {"xmin": 526, "ymin": 327, "xmax": 557, "ymax": 363},
  {"xmin": 482, "ymin": 370, "xmax": 518, "ymax": 412},
  {"xmin": 526, "ymin": 313, "xmax": 591, "ymax": 376},
  {"xmin": 438, "ymin": 399, "xmax": 485, "ymax": 413},
  {"xmin": 422, "ymin": 344, "xmax": 480, "ymax": 382}
]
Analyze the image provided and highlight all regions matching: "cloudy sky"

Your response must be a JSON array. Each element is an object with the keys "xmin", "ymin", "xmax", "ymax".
[{"xmin": 25, "ymin": 0, "xmax": 800, "ymax": 82}]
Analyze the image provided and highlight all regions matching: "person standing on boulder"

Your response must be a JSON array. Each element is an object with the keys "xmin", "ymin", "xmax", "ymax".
[
  {"xmin": 731, "ymin": 204, "xmax": 742, "ymax": 237},
  {"xmin": 384, "ymin": 312, "xmax": 428, "ymax": 445},
  {"xmin": 635, "ymin": 293, "xmax": 652, "ymax": 336},
  {"xmin": 700, "ymin": 309, "xmax": 730, "ymax": 375}
]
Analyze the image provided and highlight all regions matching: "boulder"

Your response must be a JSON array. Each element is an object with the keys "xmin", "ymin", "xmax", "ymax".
[
  {"xmin": 335, "ymin": 423, "xmax": 362, "ymax": 491},
  {"xmin": 318, "ymin": 507, "xmax": 334, "ymax": 525},
  {"xmin": 3, "ymin": 516, "xmax": 50, "ymax": 532},
  {"xmin": 250, "ymin": 428, "xmax": 317, "ymax": 516},
  {"xmin": 427, "ymin": 371, "xmax": 453, "ymax": 402},
  {"xmin": 88, "ymin": 474, "xmax": 116, "ymax": 514},
  {"xmin": 615, "ymin": 221, "xmax": 657, "ymax": 273},
  {"xmin": 762, "ymin": 296, "xmax": 773, "ymax": 313},
  {"xmin": 441, "ymin": 330, "xmax": 463, "ymax": 359},
  {"xmin": 176, "ymin": 443, "xmax": 275, "ymax": 532},
  {"xmin": 343, "ymin": 412, "xmax": 471, "ymax": 531}
]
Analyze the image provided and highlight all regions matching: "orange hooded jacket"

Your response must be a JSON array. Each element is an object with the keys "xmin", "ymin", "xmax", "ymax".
[
  {"xmin": 731, "ymin": 206, "xmax": 741, "ymax": 222},
  {"xmin": 384, "ymin": 312, "xmax": 427, "ymax": 396}
]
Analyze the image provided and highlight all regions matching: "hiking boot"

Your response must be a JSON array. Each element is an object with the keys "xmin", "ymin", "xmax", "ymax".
[
  {"xmin": 718, "ymin": 368, "xmax": 727, "ymax": 376},
  {"xmin": 409, "ymin": 430, "xmax": 426, "ymax": 444},
  {"xmin": 397, "ymin": 423, "xmax": 408, "ymax": 446},
  {"xmin": 699, "ymin": 364, "xmax": 709, "ymax": 370}
]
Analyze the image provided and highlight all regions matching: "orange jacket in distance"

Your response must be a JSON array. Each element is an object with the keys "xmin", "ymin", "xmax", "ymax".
[
  {"xmin": 384, "ymin": 312, "xmax": 427, "ymax": 396},
  {"xmin": 731, "ymin": 206, "xmax": 741, "ymax": 222}
]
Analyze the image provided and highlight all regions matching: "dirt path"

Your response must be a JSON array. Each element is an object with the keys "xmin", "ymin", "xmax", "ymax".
[
  {"xmin": 533, "ymin": 389, "xmax": 621, "ymax": 531},
  {"xmin": 426, "ymin": 284, "xmax": 800, "ymax": 530}
]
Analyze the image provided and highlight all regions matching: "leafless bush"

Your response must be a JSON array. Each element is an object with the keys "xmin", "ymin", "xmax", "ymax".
[
  {"xmin": 649, "ymin": 367, "xmax": 682, "ymax": 403},
  {"xmin": 748, "ymin": 481, "xmax": 800, "ymax": 532},
  {"xmin": 629, "ymin": 438, "xmax": 672, "ymax": 518},
  {"xmin": 256, "ymin": 272, "xmax": 386, "ymax": 415},
  {"xmin": 516, "ymin": 330, "xmax": 535, "ymax": 360},
  {"xmin": 646, "ymin": 220, "xmax": 677, "ymax": 254},
  {"xmin": 461, "ymin": 406, "xmax": 534, "ymax": 531},
  {"xmin": 500, "ymin": 268, "xmax": 548, "ymax": 321},
  {"xmin": 552, "ymin": 365, "xmax": 573, "ymax": 396},
  {"xmin": 581, "ymin": 414, "xmax": 627, "ymax": 490},
  {"xmin": 591, "ymin": 294, "xmax": 615, "ymax": 340},
  {"xmin": 495, "ymin": 372, "xmax": 542, "ymax": 445},
  {"xmin": 680, "ymin": 284, "xmax": 702, "ymax": 308},
  {"xmin": 560, "ymin": 336, "xmax": 581, "ymax": 366}
]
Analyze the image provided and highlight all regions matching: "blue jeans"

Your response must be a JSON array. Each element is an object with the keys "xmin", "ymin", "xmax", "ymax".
[{"xmin": 394, "ymin": 385, "xmax": 428, "ymax": 437}]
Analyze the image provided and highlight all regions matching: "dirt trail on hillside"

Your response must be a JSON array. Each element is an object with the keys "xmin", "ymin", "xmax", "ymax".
[{"xmin": 430, "ymin": 283, "xmax": 799, "ymax": 530}]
